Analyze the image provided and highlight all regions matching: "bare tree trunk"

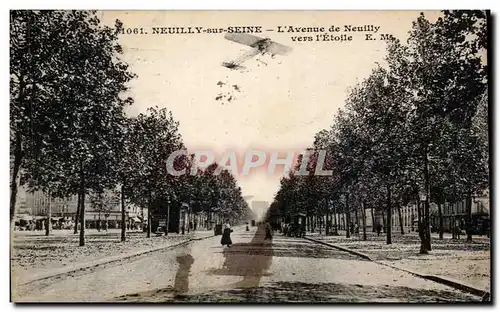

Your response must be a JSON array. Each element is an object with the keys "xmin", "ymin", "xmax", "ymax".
[
  {"xmin": 10, "ymin": 131, "xmax": 23, "ymax": 223},
  {"xmin": 421, "ymin": 148, "xmax": 432, "ymax": 252},
  {"xmin": 317, "ymin": 214, "xmax": 321, "ymax": 235},
  {"xmin": 361, "ymin": 201, "xmax": 367, "ymax": 241},
  {"xmin": 45, "ymin": 193, "xmax": 51, "ymax": 236},
  {"xmin": 386, "ymin": 183, "xmax": 392, "ymax": 245},
  {"xmin": 451, "ymin": 202, "xmax": 456, "ymax": 239},
  {"xmin": 397, "ymin": 203, "xmax": 404, "ymax": 235},
  {"xmin": 418, "ymin": 198, "xmax": 427, "ymax": 254},
  {"xmin": 423, "ymin": 198, "xmax": 431, "ymax": 251},
  {"xmin": 418, "ymin": 199, "xmax": 423, "ymax": 232},
  {"xmin": 121, "ymin": 184, "xmax": 126, "ymax": 242},
  {"xmin": 382, "ymin": 212, "xmax": 386, "ymax": 233},
  {"xmin": 354, "ymin": 205, "xmax": 359, "ymax": 236},
  {"xmin": 166, "ymin": 200, "xmax": 171, "ymax": 236},
  {"xmin": 345, "ymin": 193, "xmax": 350, "ymax": 238},
  {"xmin": 371, "ymin": 206, "xmax": 375, "ymax": 232},
  {"xmin": 438, "ymin": 202, "xmax": 443, "ymax": 240},
  {"xmin": 333, "ymin": 204, "xmax": 338, "ymax": 235},
  {"xmin": 326, "ymin": 205, "xmax": 330, "ymax": 235},
  {"xmin": 147, "ymin": 195, "xmax": 152, "ymax": 238},
  {"xmin": 10, "ymin": 76, "xmax": 26, "ymax": 222},
  {"xmin": 79, "ymin": 162, "xmax": 85, "ymax": 247},
  {"xmin": 187, "ymin": 203, "xmax": 191, "ymax": 233},
  {"xmin": 97, "ymin": 211, "xmax": 101, "ymax": 232},
  {"xmin": 74, "ymin": 193, "xmax": 80, "ymax": 234},
  {"xmin": 466, "ymin": 193, "xmax": 473, "ymax": 242}
]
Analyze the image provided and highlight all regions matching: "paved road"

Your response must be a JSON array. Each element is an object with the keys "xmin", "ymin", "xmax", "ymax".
[{"xmin": 15, "ymin": 225, "xmax": 479, "ymax": 302}]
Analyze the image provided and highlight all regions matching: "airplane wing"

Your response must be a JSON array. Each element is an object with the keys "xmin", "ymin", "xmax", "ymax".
[
  {"xmin": 267, "ymin": 41, "xmax": 292, "ymax": 56},
  {"xmin": 224, "ymin": 33, "xmax": 265, "ymax": 47}
]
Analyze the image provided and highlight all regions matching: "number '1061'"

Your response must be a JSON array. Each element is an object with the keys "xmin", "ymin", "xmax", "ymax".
[{"xmin": 117, "ymin": 28, "xmax": 147, "ymax": 35}]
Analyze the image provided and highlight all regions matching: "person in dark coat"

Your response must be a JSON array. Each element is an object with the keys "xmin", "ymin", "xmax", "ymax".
[
  {"xmin": 221, "ymin": 222, "xmax": 233, "ymax": 247},
  {"xmin": 265, "ymin": 222, "xmax": 273, "ymax": 240}
]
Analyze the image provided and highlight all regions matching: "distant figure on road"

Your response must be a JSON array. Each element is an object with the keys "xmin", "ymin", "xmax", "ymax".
[
  {"xmin": 455, "ymin": 224, "xmax": 462, "ymax": 239},
  {"xmin": 221, "ymin": 221, "xmax": 233, "ymax": 247},
  {"xmin": 265, "ymin": 222, "xmax": 273, "ymax": 240}
]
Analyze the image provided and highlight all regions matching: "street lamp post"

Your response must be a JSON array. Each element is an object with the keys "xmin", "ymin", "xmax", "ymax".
[
  {"xmin": 147, "ymin": 190, "xmax": 155, "ymax": 238},
  {"xmin": 187, "ymin": 201, "xmax": 191, "ymax": 234}
]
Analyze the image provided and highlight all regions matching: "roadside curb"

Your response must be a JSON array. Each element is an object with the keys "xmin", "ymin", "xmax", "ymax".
[
  {"xmin": 304, "ymin": 236, "xmax": 372, "ymax": 261},
  {"xmin": 18, "ymin": 233, "xmax": 214, "ymax": 286},
  {"xmin": 304, "ymin": 235, "xmax": 489, "ymax": 299},
  {"xmin": 385, "ymin": 265, "xmax": 489, "ymax": 299}
]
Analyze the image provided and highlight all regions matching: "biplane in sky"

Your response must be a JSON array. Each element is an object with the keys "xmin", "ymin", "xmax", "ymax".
[{"xmin": 222, "ymin": 33, "xmax": 292, "ymax": 69}]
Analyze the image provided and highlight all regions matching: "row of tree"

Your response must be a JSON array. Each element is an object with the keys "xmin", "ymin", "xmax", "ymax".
[
  {"xmin": 268, "ymin": 11, "xmax": 489, "ymax": 253},
  {"xmin": 10, "ymin": 10, "xmax": 252, "ymax": 246}
]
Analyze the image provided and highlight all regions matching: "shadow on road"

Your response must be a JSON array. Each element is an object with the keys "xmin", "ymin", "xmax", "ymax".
[
  {"xmin": 172, "ymin": 247, "xmax": 195, "ymax": 295},
  {"xmin": 114, "ymin": 226, "xmax": 273, "ymax": 302},
  {"xmin": 112, "ymin": 227, "xmax": 481, "ymax": 303},
  {"xmin": 209, "ymin": 225, "xmax": 274, "ymax": 289}
]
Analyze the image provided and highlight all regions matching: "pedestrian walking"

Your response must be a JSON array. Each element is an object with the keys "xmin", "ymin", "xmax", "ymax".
[
  {"xmin": 456, "ymin": 224, "xmax": 461, "ymax": 239},
  {"xmin": 265, "ymin": 222, "xmax": 273, "ymax": 240},
  {"xmin": 221, "ymin": 221, "xmax": 233, "ymax": 247}
]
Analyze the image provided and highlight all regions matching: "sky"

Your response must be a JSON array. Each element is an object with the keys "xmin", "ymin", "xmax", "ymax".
[{"xmin": 100, "ymin": 11, "xmax": 442, "ymax": 207}]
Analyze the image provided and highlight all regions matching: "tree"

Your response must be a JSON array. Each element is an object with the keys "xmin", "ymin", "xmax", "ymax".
[
  {"xmin": 11, "ymin": 11, "xmax": 136, "ymax": 246},
  {"xmin": 126, "ymin": 107, "xmax": 183, "ymax": 238},
  {"xmin": 392, "ymin": 12, "xmax": 487, "ymax": 247},
  {"xmin": 270, "ymin": 10, "xmax": 488, "ymax": 250},
  {"xmin": 109, "ymin": 117, "xmax": 136, "ymax": 242}
]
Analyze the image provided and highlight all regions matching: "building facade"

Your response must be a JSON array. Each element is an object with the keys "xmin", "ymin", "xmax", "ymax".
[{"xmin": 14, "ymin": 186, "xmax": 145, "ymax": 230}]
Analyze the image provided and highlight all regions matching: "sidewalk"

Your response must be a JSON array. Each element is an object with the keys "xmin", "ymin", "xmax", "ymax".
[
  {"xmin": 305, "ymin": 230, "xmax": 490, "ymax": 296},
  {"xmin": 11, "ymin": 228, "xmax": 219, "ymax": 286}
]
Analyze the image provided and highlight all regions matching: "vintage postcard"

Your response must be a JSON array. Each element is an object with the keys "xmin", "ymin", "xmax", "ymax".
[{"xmin": 10, "ymin": 10, "xmax": 490, "ymax": 303}]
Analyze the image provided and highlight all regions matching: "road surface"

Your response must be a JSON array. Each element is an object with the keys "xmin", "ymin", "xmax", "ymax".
[{"xmin": 15, "ymin": 225, "xmax": 479, "ymax": 302}]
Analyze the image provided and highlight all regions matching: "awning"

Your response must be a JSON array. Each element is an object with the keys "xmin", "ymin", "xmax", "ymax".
[
  {"xmin": 132, "ymin": 217, "xmax": 142, "ymax": 223},
  {"xmin": 19, "ymin": 215, "xmax": 33, "ymax": 221}
]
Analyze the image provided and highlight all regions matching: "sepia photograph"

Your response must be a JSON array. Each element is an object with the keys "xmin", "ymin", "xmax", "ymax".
[{"xmin": 9, "ymin": 9, "xmax": 490, "ymax": 303}]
